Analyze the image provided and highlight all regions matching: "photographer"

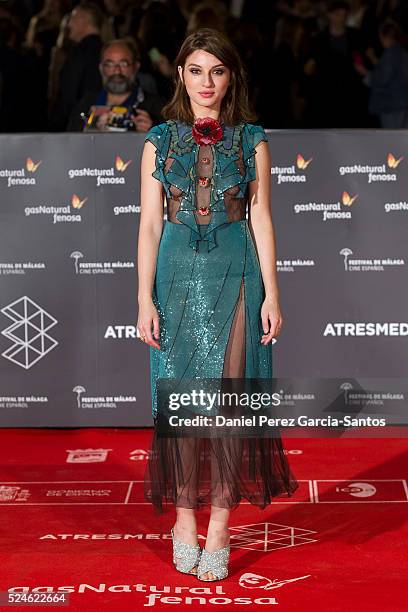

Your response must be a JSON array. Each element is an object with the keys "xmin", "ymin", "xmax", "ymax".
[{"xmin": 67, "ymin": 37, "xmax": 165, "ymax": 131}]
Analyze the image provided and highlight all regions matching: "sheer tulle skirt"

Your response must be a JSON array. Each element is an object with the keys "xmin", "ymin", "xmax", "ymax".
[{"xmin": 144, "ymin": 426, "xmax": 299, "ymax": 514}]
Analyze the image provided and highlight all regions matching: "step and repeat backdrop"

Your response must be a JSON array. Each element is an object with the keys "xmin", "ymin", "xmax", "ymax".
[{"xmin": 0, "ymin": 131, "xmax": 407, "ymax": 427}]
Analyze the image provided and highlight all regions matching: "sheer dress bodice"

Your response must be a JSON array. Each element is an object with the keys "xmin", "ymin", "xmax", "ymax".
[
  {"xmin": 165, "ymin": 142, "xmax": 248, "ymax": 225},
  {"xmin": 145, "ymin": 119, "xmax": 268, "ymax": 250}
]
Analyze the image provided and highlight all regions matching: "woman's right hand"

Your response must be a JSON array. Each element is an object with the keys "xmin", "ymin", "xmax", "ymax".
[{"xmin": 137, "ymin": 297, "xmax": 161, "ymax": 349}]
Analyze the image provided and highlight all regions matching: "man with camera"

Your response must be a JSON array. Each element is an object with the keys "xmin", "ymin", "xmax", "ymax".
[{"xmin": 67, "ymin": 37, "xmax": 165, "ymax": 132}]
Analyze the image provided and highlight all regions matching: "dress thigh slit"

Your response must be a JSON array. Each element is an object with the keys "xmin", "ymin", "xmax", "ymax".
[{"xmin": 209, "ymin": 276, "xmax": 246, "ymax": 508}]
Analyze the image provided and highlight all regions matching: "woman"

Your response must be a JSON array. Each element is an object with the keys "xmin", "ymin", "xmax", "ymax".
[{"xmin": 137, "ymin": 28, "xmax": 299, "ymax": 582}]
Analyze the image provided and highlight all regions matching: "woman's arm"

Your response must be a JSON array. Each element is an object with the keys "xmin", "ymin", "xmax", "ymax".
[
  {"xmin": 137, "ymin": 140, "xmax": 164, "ymax": 348},
  {"xmin": 248, "ymin": 141, "xmax": 283, "ymax": 344}
]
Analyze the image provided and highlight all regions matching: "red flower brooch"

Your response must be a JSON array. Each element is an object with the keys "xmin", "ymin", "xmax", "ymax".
[{"xmin": 192, "ymin": 117, "xmax": 223, "ymax": 145}]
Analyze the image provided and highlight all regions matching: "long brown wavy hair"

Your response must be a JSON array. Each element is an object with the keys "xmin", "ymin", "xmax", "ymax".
[{"xmin": 161, "ymin": 28, "xmax": 257, "ymax": 126}]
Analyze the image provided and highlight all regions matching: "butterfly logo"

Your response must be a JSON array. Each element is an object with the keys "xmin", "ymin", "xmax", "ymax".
[
  {"xmin": 26, "ymin": 158, "xmax": 42, "ymax": 172},
  {"xmin": 71, "ymin": 194, "xmax": 88, "ymax": 209},
  {"xmin": 342, "ymin": 191, "xmax": 358, "ymax": 206},
  {"xmin": 239, "ymin": 572, "xmax": 311, "ymax": 590},
  {"xmin": 387, "ymin": 153, "xmax": 404, "ymax": 168},
  {"xmin": 296, "ymin": 154, "xmax": 313, "ymax": 170},
  {"xmin": 115, "ymin": 155, "xmax": 132, "ymax": 172}
]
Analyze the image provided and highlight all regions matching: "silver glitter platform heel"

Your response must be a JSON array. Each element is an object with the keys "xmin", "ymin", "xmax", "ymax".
[
  {"xmin": 197, "ymin": 541, "xmax": 230, "ymax": 581},
  {"xmin": 171, "ymin": 527, "xmax": 202, "ymax": 575}
]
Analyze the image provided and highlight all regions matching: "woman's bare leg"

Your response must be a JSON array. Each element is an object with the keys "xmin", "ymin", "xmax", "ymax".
[
  {"xmin": 200, "ymin": 506, "xmax": 231, "ymax": 580},
  {"xmin": 173, "ymin": 507, "xmax": 199, "ymax": 574},
  {"xmin": 197, "ymin": 279, "xmax": 244, "ymax": 578}
]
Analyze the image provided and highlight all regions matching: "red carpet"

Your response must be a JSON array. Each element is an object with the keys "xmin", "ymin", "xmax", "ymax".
[{"xmin": 0, "ymin": 428, "xmax": 406, "ymax": 610}]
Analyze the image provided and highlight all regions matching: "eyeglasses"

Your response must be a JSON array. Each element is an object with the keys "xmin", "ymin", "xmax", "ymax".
[{"xmin": 101, "ymin": 60, "xmax": 133, "ymax": 70}]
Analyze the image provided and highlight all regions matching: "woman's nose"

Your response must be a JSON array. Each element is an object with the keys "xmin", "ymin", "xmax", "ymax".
[{"xmin": 202, "ymin": 72, "xmax": 214, "ymax": 87}]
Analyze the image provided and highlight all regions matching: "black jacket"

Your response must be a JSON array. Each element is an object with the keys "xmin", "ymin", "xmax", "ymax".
[
  {"xmin": 66, "ymin": 79, "xmax": 165, "ymax": 131},
  {"xmin": 49, "ymin": 34, "xmax": 103, "ymax": 131}
]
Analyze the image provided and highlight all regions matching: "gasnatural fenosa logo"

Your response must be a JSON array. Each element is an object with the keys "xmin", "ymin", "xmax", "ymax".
[
  {"xmin": 293, "ymin": 190, "xmax": 358, "ymax": 220},
  {"xmin": 24, "ymin": 194, "xmax": 89, "ymax": 223},
  {"xmin": 271, "ymin": 154, "xmax": 313, "ymax": 184},
  {"xmin": 67, "ymin": 155, "xmax": 132, "ymax": 186},
  {"xmin": 0, "ymin": 157, "xmax": 43, "ymax": 187},
  {"xmin": 338, "ymin": 153, "xmax": 404, "ymax": 183}
]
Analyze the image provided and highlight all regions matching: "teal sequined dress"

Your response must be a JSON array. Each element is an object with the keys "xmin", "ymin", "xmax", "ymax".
[{"xmin": 143, "ymin": 119, "xmax": 299, "ymax": 513}]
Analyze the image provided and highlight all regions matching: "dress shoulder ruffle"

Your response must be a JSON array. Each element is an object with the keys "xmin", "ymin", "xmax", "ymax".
[
  {"xmin": 241, "ymin": 123, "xmax": 269, "ymax": 183},
  {"xmin": 144, "ymin": 122, "xmax": 172, "ymax": 197}
]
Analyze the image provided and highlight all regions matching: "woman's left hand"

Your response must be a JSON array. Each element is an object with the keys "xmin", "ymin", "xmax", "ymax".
[{"xmin": 260, "ymin": 297, "xmax": 283, "ymax": 345}]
